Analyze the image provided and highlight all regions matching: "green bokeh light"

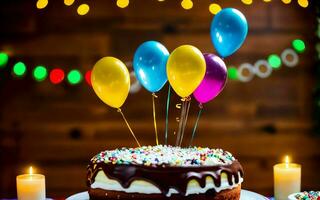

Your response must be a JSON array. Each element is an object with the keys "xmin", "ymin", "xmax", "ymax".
[
  {"xmin": 0, "ymin": 52, "xmax": 9, "ymax": 68},
  {"xmin": 67, "ymin": 69, "xmax": 82, "ymax": 85},
  {"xmin": 292, "ymin": 39, "xmax": 306, "ymax": 53},
  {"xmin": 33, "ymin": 66, "xmax": 48, "ymax": 81},
  {"xmin": 227, "ymin": 67, "xmax": 238, "ymax": 80},
  {"xmin": 13, "ymin": 62, "xmax": 27, "ymax": 77},
  {"xmin": 268, "ymin": 54, "xmax": 282, "ymax": 69}
]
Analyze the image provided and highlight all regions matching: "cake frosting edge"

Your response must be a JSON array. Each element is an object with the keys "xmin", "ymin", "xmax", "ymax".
[{"xmin": 87, "ymin": 145, "xmax": 244, "ymax": 197}]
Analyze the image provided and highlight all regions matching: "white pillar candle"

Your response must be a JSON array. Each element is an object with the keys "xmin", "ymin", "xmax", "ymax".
[
  {"xmin": 274, "ymin": 156, "xmax": 301, "ymax": 200},
  {"xmin": 17, "ymin": 167, "xmax": 46, "ymax": 200}
]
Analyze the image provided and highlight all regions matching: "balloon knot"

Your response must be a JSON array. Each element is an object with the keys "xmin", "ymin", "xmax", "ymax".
[
  {"xmin": 117, "ymin": 108, "xmax": 122, "ymax": 113},
  {"xmin": 181, "ymin": 96, "xmax": 191, "ymax": 102},
  {"xmin": 199, "ymin": 103, "xmax": 203, "ymax": 109},
  {"xmin": 152, "ymin": 93, "xmax": 158, "ymax": 98}
]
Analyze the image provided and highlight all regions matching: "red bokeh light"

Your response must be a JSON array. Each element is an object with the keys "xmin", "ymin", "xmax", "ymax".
[
  {"xmin": 85, "ymin": 70, "xmax": 92, "ymax": 86},
  {"xmin": 50, "ymin": 68, "xmax": 65, "ymax": 84}
]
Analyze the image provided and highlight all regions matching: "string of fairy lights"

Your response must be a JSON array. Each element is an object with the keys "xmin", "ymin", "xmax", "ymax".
[
  {"xmin": 228, "ymin": 39, "xmax": 306, "ymax": 82},
  {"xmin": 0, "ymin": 39, "xmax": 305, "ymax": 90},
  {"xmin": 0, "ymin": 54, "xmax": 91, "ymax": 86},
  {"xmin": 35, "ymin": 0, "xmax": 309, "ymax": 16}
]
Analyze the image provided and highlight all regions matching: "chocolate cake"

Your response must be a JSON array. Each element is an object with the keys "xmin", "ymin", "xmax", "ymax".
[{"xmin": 87, "ymin": 145, "xmax": 244, "ymax": 200}]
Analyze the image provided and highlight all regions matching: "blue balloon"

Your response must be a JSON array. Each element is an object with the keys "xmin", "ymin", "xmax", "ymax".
[
  {"xmin": 210, "ymin": 8, "xmax": 248, "ymax": 58},
  {"xmin": 133, "ymin": 41, "xmax": 169, "ymax": 93}
]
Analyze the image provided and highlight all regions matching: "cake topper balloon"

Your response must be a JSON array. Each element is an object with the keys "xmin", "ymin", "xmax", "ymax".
[
  {"xmin": 167, "ymin": 45, "xmax": 206, "ymax": 99},
  {"xmin": 190, "ymin": 54, "xmax": 227, "ymax": 146},
  {"xmin": 193, "ymin": 54, "xmax": 227, "ymax": 104},
  {"xmin": 166, "ymin": 45, "xmax": 206, "ymax": 146},
  {"xmin": 133, "ymin": 41, "xmax": 169, "ymax": 94},
  {"xmin": 91, "ymin": 57, "xmax": 141, "ymax": 147},
  {"xmin": 133, "ymin": 41, "xmax": 169, "ymax": 145},
  {"xmin": 210, "ymin": 8, "xmax": 248, "ymax": 58}
]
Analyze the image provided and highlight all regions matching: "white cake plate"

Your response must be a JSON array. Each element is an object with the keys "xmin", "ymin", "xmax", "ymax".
[{"xmin": 67, "ymin": 189, "xmax": 268, "ymax": 200}]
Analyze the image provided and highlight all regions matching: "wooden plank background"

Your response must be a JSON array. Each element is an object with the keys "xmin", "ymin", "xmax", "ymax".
[{"xmin": 0, "ymin": 0, "xmax": 319, "ymax": 198}]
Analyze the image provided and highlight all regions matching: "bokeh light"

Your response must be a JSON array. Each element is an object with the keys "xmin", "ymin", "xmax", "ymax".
[
  {"xmin": 85, "ymin": 70, "xmax": 92, "ymax": 86},
  {"xmin": 297, "ymin": 0, "xmax": 308, "ymax": 8},
  {"xmin": 241, "ymin": 0, "xmax": 253, "ymax": 5},
  {"xmin": 64, "ymin": 0, "xmax": 75, "ymax": 6},
  {"xmin": 263, "ymin": 0, "xmax": 272, "ymax": 2},
  {"xmin": 50, "ymin": 68, "xmax": 65, "ymax": 84},
  {"xmin": 77, "ymin": 4, "xmax": 90, "ymax": 16},
  {"xmin": 67, "ymin": 69, "xmax": 82, "ymax": 85},
  {"xmin": 268, "ymin": 54, "xmax": 282, "ymax": 69},
  {"xmin": 0, "ymin": 52, "xmax": 9, "ymax": 68},
  {"xmin": 36, "ymin": 0, "xmax": 48, "ymax": 9},
  {"xmin": 117, "ymin": 0, "xmax": 129, "ymax": 8},
  {"xmin": 33, "ymin": 66, "xmax": 48, "ymax": 82},
  {"xmin": 281, "ymin": 0, "xmax": 291, "ymax": 4},
  {"xmin": 292, "ymin": 39, "xmax": 306, "ymax": 53},
  {"xmin": 227, "ymin": 67, "xmax": 238, "ymax": 80},
  {"xmin": 13, "ymin": 62, "xmax": 27, "ymax": 77},
  {"xmin": 181, "ymin": 0, "xmax": 193, "ymax": 10},
  {"xmin": 209, "ymin": 3, "xmax": 222, "ymax": 15}
]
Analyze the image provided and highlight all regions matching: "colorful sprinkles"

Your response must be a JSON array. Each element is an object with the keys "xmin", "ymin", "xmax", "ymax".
[
  {"xmin": 90, "ymin": 145, "xmax": 236, "ymax": 167},
  {"xmin": 295, "ymin": 191, "xmax": 320, "ymax": 200}
]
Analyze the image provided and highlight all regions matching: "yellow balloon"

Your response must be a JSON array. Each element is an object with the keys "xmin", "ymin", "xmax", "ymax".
[
  {"xmin": 91, "ymin": 57, "xmax": 130, "ymax": 108},
  {"xmin": 167, "ymin": 45, "xmax": 206, "ymax": 98}
]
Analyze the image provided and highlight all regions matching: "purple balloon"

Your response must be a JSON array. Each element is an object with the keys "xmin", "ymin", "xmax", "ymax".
[{"xmin": 193, "ymin": 53, "xmax": 227, "ymax": 104}]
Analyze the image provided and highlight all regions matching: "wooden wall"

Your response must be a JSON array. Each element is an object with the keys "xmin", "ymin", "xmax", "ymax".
[{"xmin": 0, "ymin": 0, "xmax": 319, "ymax": 198}]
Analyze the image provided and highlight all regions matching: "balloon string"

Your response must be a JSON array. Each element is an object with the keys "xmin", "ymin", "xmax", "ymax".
[
  {"xmin": 165, "ymin": 85, "xmax": 171, "ymax": 145},
  {"xmin": 179, "ymin": 97, "xmax": 191, "ymax": 146},
  {"xmin": 189, "ymin": 104, "xmax": 203, "ymax": 147},
  {"xmin": 175, "ymin": 99, "xmax": 186, "ymax": 146},
  {"xmin": 177, "ymin": 100, "xmax": 186, "ymax": 146},
  {"xmin": 117, "ymin": 108, "xmax": 141, "ymax": 147},
  {"xmin": 152, "ymin": 93, "xmax": 159, "ymax": 146}
]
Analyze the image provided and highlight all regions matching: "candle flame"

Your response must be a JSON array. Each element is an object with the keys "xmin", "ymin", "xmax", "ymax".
[
  {"xmin": 284, "ymin": 155, "xmax": 290, "ymax": 168},
  {"xmin": 29, "ymin": 166, "xmax": 33, "ymax": 175}
]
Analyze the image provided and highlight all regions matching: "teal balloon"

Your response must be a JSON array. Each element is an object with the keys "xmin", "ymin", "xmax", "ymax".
[
  {"xmin": 211, "ymin": 8, "xmax": 248, "ymax": 58},
  {"xmin": 133, "ymin": 41, "xmax": 169, "ymax": 93}
]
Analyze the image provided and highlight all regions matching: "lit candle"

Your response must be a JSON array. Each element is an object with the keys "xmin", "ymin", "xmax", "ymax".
[
  {"xmin": 274, "ymin": 156, "xmax": 301, "ymax": 200},
  {"xmin": 16, "ymin": 166, "xmax": 46, "ymax": 200}
]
